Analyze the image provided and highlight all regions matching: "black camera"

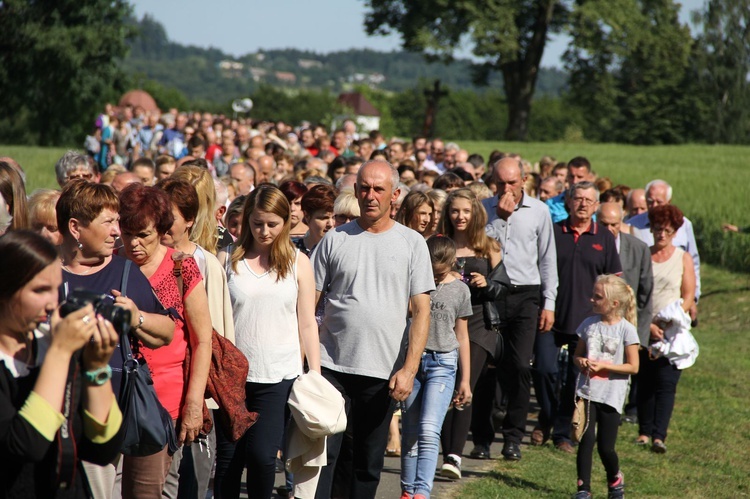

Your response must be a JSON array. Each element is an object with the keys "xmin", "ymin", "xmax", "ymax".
[{"xmin": 59, "ymin": 289, "xmax": 131, "ymax": 334}]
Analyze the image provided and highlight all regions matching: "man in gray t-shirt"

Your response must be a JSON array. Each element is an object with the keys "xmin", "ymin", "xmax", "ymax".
[{"xmin": 312, "ymin": 160, "xmax": 434, "ymax": 499}]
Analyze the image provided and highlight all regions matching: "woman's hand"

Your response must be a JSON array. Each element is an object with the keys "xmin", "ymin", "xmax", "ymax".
[
  {"xmin": 468, "ymin": 272, "xmax": 487, "ymax": 288},
  {"xmin": 111, "ymin": 289, "xmax": 141, "ymax": 330},
  {"xmin": 587, "ymin": 360, "xmax": 605, "ymax": 373},
  {"xmin": 50, "ymin": 304, "xmax": 98, "ymax": 355},
  {"xmin": 83, "ymin": 316, "xmax": 119, "ymax": 370},
  {"xmin": 453, "ymin": 382, "xmax": 472, "ymax": 409},
  {"xmin": 178, "ymin": 399, "xmax": 203, "ymax": 445},
  {"xmin": 650, "ymin": 323, "xmax": 664, "ymax": 341}
]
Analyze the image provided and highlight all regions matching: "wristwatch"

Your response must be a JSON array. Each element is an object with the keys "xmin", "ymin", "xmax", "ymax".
[
  {"xmin": 84, "ymin": 365, "xmax": 113, "ymax": 386},
  {"xmin": 133, "ymin": 313, "xmax": 145, "ymax": 331}
]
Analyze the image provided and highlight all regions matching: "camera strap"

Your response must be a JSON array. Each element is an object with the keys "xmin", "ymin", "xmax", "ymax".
[{"xmin": 56, "ymin": 350, "xmax": 81, "ymax": 490}]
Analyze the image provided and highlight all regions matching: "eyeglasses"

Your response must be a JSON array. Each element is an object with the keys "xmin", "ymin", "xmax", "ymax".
[
  {"xmin": 66, "ymin": 172, "xmax": 94, "ymax": 181},
  {"xmin": 572, "ymin": 197, "xmax": 597, "ymax": 205},
  {"xmin": 334, "ymin": 214, "xmax": 355, "ymax": 224},
  {"xmin": 651, "ymin": 227, "xmax": 675, "ymax": 235}
]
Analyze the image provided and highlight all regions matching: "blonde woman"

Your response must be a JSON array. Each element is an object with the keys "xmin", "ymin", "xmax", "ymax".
[{"xmin": 218, "ymin": 185, "xmax": 320, "ymax": 498}]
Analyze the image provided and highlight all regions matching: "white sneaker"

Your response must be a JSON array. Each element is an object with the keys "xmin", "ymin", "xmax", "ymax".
[{"xmin": 440, "ymin": 454, "xmax": 461, "ymax": 480}]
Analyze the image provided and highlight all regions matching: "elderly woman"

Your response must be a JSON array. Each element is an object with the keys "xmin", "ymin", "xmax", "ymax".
[
  {"xmin": 333, "ymin": 189, "xmax": 360, "ymax": 227},
  {"xmin": 28, "ymin": 189, "xmax": 62, "ymax": 246},
  {"xmin": 636, "ymin": 204, "xmax": 696, "ymax": 454},
  {"xmin": 293, "ymin": 184, "xmax": 337, "ymax": 256},
  {"xmin": 156, "ymin": 177, "xmax": 236, "ymax": 498},
  {"xmin": 0, "ymin": 231, "xmax": 123, "ymax": 498},
  {"xmin": 56, "ymin": 180, "xmax": 174, "ymax": 498},
  {"xmin": 117, "ymin": 183, "xmax": 213, "ymax": 496}
]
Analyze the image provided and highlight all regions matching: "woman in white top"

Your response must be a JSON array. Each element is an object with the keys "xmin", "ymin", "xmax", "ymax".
[{"xmin": 219, "ymin": 185, "xmax": 320, "ymax": 499}]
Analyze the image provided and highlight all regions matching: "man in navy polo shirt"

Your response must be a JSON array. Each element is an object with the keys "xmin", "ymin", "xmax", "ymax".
[{"xmin": 547, "ymin": 181, "xmax": 622, "ymax": 453}]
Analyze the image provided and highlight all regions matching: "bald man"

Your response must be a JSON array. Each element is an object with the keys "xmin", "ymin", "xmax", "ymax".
[
  {"xmin": 256, "ymin": 155, "xmax": 276, "ymax": 185},
  {"xmin": 312, "ymin": 160, "xmax": 433, "ymax": 498},
  {"xmin": 625, "ymin": 188, "xmax": 647, "ymax": 220},
  {"xmin": 111, "ymin": 172, "xmax": 141, "ymax": 193},
  {"xmin": 483, "ymin": 157, "xmax": 557, "ymax": 461}
]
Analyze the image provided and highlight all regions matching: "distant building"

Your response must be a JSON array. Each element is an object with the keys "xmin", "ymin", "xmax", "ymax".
[
  {"xmin": 298, "ymin": 59, "xmax": 323, "ymax": 69},
  {"xmin": 337, "ymin": 92, "xmax": 381, "ymax": 132},
  {"xmin": 347, "ymin": 72, "xmax": 387, "ymax": 87},
  {"xmin": 219, "ymin": 60, "xmax": 245, "ymax": 78},
  {"xmin": 275, "ymin": 71, "xmax": 297, "ymax": 84},
  {"xmin": 249, "ymin": 67, "xmax": 268, "ymax": 82}
]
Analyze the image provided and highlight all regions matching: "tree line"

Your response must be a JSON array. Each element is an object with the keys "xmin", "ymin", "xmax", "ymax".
[{"xmin": 0, "ymin": 0, "xmax": 747, "ymax": 146}]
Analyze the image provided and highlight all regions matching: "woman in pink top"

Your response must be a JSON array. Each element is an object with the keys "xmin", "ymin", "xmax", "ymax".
[{"xmin": 118, "ymin": 183, "xmax": 213, "ymax": 498}]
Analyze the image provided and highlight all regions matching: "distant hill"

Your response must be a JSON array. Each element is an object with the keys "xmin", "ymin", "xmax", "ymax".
[{"xmin": 122, "ymin": 15, "xmax": 567, "ymax": 103}]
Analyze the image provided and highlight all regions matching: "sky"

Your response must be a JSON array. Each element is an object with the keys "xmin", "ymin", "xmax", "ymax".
[{"xmin": 130, "ymin": 0, "xmax": 705, "ymax": 69}]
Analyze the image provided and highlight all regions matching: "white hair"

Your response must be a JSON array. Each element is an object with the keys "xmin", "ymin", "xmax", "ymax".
[
  {"xmin": 645, "ymin": 179, "xmax": 672, "ymax": 201},
  {"xmin": 214, "ymin": 178, "xmax": 228, "ymax": 209}
]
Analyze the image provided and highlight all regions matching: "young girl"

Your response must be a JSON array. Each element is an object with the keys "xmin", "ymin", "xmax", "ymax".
[
  {"xmin": 572, "ymin": 275, "xmax": 640, "ymax": 499},
  {"xmin": 400, "ymin": 235, "xmax": 472, "ymax": 499}
]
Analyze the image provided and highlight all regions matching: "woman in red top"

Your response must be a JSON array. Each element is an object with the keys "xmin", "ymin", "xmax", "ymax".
[{"xmin": 118, "ymin": 183, "xmax": 213, "ymax": 498}]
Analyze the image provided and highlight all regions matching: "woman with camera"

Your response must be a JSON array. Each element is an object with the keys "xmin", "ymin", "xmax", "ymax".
[
  {"xmin": 0, "ymin": 230, "xmax": 124, "ymax": 498},
  {"xmin": 57, "ymin": 180, "xmax": 174, "ymax": 497},
  {"xmin": 117, "ymin": 182, "xmax": 213, "ymax": 497}
]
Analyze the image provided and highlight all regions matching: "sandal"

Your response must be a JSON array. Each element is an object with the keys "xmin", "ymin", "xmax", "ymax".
[
  {"xmin": 652, "ymin": 440, "xmax": 667, "ymax": 454},
  {"xmin": 385, "ymin": 448, "xmax": 401, "ymax": 457},
  {"xmin": 634, "ymin": 436, "xmax": 650, "ymax": 446}
]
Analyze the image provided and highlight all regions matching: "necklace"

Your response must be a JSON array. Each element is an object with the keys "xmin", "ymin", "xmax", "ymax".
[{"xmin": 62, "ymin": 263, "xmax": 95, "ymax": 275}]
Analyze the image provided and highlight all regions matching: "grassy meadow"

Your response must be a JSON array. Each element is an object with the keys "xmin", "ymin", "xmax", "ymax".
[{"xmin": 457, "ymin": 262, "xmax": 750, "ymax": 498}]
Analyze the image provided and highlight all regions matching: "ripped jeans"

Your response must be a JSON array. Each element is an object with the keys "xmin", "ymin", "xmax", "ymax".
[{"xmin": 401, "ymin": 349, "xmax": 458, "ymax": 498}]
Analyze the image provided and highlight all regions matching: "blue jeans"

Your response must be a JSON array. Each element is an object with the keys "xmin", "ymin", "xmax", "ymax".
[{"xmin": 401, "ymin": 349, "xmax": 458, "ymax": 498}]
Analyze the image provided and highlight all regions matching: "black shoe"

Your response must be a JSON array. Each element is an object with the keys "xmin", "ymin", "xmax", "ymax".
[
  {"xmin": 470, "ymin": 444, "xmax": 491, "ymax": 460},
  {"xmin": 501, "ymin": 441, "xmax": 521, "ymax": 461}
]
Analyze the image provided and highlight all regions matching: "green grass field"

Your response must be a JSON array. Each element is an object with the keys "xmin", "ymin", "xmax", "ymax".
[{"xmin": 457, "ymin": 262, "xmax": 750, "ymax": 498}]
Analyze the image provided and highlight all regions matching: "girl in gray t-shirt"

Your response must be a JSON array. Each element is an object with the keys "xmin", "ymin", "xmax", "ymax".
[
  {"xmin": 400, "ymin": 236, "xmax": 472, "ymax": 499},
  {"xmin": 571, "ymin": 275, "xmax": 640, "ymax": 499}
]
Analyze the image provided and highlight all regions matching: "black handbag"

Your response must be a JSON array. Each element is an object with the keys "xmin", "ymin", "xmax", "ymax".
[
  {"xmin": 119, "ymin": 260, "xmax": 178, "ymax": 456},
  {"xmin": 480, "ymin": 260, "xmax": 511, "ymax": 331}
]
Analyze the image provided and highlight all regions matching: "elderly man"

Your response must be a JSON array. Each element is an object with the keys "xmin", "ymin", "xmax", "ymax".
[
  {"xmin": 598, "ymin": 201, "xmax": 653, "ymax": 422},
  {"xmin": 256, "ymin": 155, "xmax": 276, "ymax": 185},
  {"xmin": 312, "ymin": 160, "xmax": 433, "ymax": 499},
  {"xmin": 482, "ymin": 158, "xmax": 558, "ymax": 461},
  {"xmin": 545, "ymin": 157, "xmax": 594, "ymax": 223},
  {"xmin": 55, "ymin": 150, "xmax": 100, "ymax": 187},
  {"xmin": 111, "ymin": 172, "xmax": 141, "ymax": 193},
  {"xmin": 539, "ymin": 177, "xmax": 564, "ymax": 202},
  {"xmin": 229, "ymin": 162, "xmax": 255, "ymax": 196},
  {"xmin": 628, "ymin": 179, "xmax": 701, "ymax": 320},
  {"xmin": 625, "ymin": 188, "xmax": 647, "ymax": 220},
  {"xmin": 547, "ymin": 182, "xmax": 621, "ymax": 454}
]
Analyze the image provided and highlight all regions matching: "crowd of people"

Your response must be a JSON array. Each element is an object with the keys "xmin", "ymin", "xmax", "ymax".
[{"xmin": 0, "ymin": 102, "xmax": 708, "ymax": 499}]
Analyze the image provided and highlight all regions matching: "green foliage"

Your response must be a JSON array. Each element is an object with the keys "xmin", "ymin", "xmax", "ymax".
[
  {"xmin": 690, "ymin": 0, "xmax": 750, "ymax": 144},
  {"xmin": 365, "ymin": 0, "xmax": 566, "ymax": 140},
  {"xmin": 0, "ymin": 0, "xmax": 134, "ymax": 146},
  {"xmin": 248, "ymin": 85, "xmax": 343, "ymax": 128}
]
